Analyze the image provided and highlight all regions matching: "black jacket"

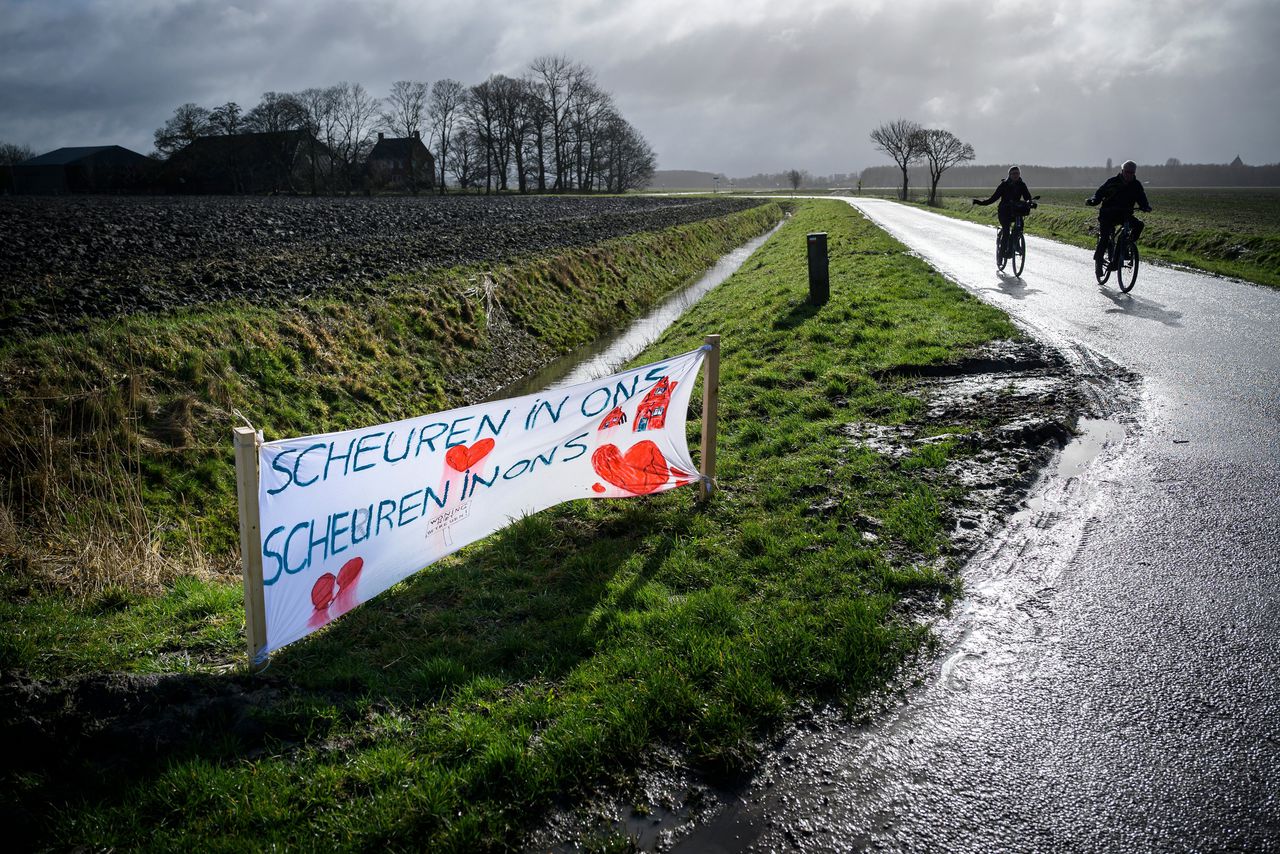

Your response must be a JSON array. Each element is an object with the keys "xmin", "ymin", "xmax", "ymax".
[
  {"xmin": 1092, "ymin": 173, "xmax": 1151, "ymax": 215},
  {"xmin": 975, "ymin": 178, "xmax": 1033, "ymax": 212}
]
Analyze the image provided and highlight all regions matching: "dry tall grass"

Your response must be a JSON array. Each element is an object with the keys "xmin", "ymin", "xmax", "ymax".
[{"xmin": 1, "ymin": 356, "xmax": 227, "ymax": 598}]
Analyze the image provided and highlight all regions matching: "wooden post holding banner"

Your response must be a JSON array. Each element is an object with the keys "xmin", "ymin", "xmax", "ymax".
[
  {"xmin": 234, "ymin": 426, "xmax": 269, "ymax": 671},
  {"xmin": 699, "ymin": 334, "xmax": 720, "ymax": 502}
]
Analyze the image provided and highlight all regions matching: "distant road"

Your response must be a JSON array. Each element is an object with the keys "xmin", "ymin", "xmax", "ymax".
[{"xmin": 674, "ymin": 197, "xmax": 1280, "ymax": 852}]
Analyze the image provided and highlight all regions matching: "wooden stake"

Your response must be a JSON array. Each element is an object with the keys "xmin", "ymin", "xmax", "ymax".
[
  {"xmin": 699, "ymin": 334, "xmax": 720, "ymax": 502},
  {"xmin": 234, "ymin": 426, "xmax": 269, "ymax": 671}
]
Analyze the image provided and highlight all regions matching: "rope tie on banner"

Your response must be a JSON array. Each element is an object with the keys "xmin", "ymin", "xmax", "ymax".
[{"xmin": 231, "ymin": 408, "xmax": 263, "ymax": 444}]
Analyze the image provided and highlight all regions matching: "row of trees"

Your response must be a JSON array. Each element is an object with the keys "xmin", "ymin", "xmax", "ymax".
[
  {"xmin": 152, "ymin": 55, "xmax": 656, "ymax": 194},
  {"xmin": 870, "ymin": 119, "xmax": 975, "ymax": 205},
  {"xmin": 859, "ymin": 160, "xmax": 1280, "ymax": 190}
]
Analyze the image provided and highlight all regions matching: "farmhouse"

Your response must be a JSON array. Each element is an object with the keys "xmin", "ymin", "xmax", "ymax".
[
  {"xmin": 366, "ymin": 131, "xmax": 435, "ymax": 192},
  {"xmin": 165, "ymin": 130, "xmax": 334, "ymax": 194},
  {"xmin": 11, "ymin": 145, "xmax": 156, "ymax": 194}
]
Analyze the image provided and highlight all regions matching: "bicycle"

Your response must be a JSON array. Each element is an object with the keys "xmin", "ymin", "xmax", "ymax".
[
  {"xmin": 1095, "ymin": 217, "xmax": 1141, "ymax": 292},
  {"xmin": 995, "ymin": 196, "xmax": 1039, "ymax": 276}
]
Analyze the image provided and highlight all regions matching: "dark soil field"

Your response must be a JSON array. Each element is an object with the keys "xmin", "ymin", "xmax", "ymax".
[{"xmin": 0, "ymin": 194, "xmax": 763, "ymax": 336}]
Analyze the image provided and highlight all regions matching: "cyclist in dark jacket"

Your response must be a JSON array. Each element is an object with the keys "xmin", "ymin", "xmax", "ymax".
[
  {"xmin": 972, "ymin": 166, "xmax": 1035, "ymax": 256},
  {"xmin": 1086, "ymin": 160, "xmax": 1152, "ymax": 273}
]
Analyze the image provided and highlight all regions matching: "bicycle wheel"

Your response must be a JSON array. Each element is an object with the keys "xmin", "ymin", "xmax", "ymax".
[
  {"xmin": 1116, "ymin": 241, "xmax": 1140, "ymax": 292},
  {"xmin": 1011, "ymin": 231, "xmax": 1026, "ymax": 276},
  {"xmin": 1095, "ymin": 243, "xmax": 1111, "ymax": 284},
  {"xmin": 996, "ymin": 232, "xmax": 1007, "ymax": 270}
]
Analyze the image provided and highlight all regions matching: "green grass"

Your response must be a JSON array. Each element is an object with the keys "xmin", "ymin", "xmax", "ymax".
[
  {"xmin": 4, "ymin": 200, "xmax": 1025, "ymax": 851},
  {"xmin": 888, "ymin": 187, "xmax": 1280, "ymax": 288}
]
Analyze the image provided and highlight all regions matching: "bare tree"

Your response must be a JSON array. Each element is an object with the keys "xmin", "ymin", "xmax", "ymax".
[
  {"xmin": 208, "ymin": 102, "xmax": 243, "ymax": 135},
  {"xmin": 428, "ymin": 78, "xmax": 464, "ymax": 193},
  {"xmin": 508, "ymin": 78, "xmax": 541, "ymax": 193},
  {"xmin": 523, "ymin": 74, "xmax": 552, "ymax": 191},
  {"xmin": 447, "ymin": 125, "xmax": 480, "ymax": 190},
  {"xmin": 1, "ymin": 141, "xmax": 35, "ymax": 193},
  {"xmin": 599, "ymin": 113, "xmax": 655, "ymax": 193},
  {"xmin": 568, "ymin": 79, "xmax": 612, "ymax": 191},
  {"xmin": 530, "ymin": 54, "xmax": 589, "ymax": 190},
  {"xmin": 381, "ymin": 80, "xmax": 430, "ymax": 193},
  {"xmin": 488, "ymin": 74, "xmax": 526, "ymax": 191},
  {"xmin": 205, "ymin": 102, "xmax": 245, "ymax": 192},
  {"xmin": 243, "ymin": 92, "xmax": 310, "ymax": 192},
  {"xmin": 153, "ymin": 103, "xmax": 213, "ymax": 157},
  {"xmin": 786, "ymin": 169, "xmax": 804, "ymax": 192},
  {"xmin": 463, "ymin": 78, "xmax": 501, "ymax": 193},
  {"xmin": 870, "ymin": 118, "xmax": 924, "ymax": 200},
  {"xmin": 244, "ymin": 92, "xmax": 308, "ymax": 134},
  {"xmin": 333, "ymin": 82, "xmax": 380, "ymax": 194},
  {"xmin": 0, "ymin": 141, "xmax": 36, "ymax": 164},
  {"xmin": 297, "ymin": 86, "xmax": 342, "ymax": 194},
  {"xmin": 919, "ymin": 128, "xmax": 975, "ymax": 205}
]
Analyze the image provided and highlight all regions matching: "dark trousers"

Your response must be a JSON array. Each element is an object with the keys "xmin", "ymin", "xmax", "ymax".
[
  {"xmin": 997, "ymin": 208, "xmax": 1016, "ymax": 248},
  {"xmin": 1095, "ymin": 212, "xmax": 1144, "ymax": 260}
]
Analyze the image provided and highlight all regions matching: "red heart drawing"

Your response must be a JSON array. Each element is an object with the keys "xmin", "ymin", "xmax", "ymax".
[
  {"xmin": 591, "ymin": 440, "xmax": 672, "ymax": 495},
  {"xmin": 311, "ymin": 572, "xmax": 337, "ymax": 610},
  {"xmin": 445, "ymin": 438, "xmax": 495, "ymax": 472},
  {"xmin": 336, "ymin": 556, "xmax": 363, "ymax": 590}
]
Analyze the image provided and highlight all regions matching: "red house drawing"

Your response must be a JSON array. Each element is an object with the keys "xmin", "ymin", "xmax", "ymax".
[
  {"xmin": 633, "ymin": 377, "xmax": 676, "ymax": 432},
  {"xmin": 598, "ymin": 406, "xmax": 627, "ymax": 430}
]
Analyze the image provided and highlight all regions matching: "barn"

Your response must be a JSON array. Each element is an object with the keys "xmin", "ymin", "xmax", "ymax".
[{"xmin": 12, "ymin": 146, "xmax": 156, "ymax": 194}]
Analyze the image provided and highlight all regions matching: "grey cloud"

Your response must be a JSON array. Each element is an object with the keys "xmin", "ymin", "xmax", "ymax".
[{"xmin": 0, "ymin": 0, "xmax": 1275, "ymax": 174}]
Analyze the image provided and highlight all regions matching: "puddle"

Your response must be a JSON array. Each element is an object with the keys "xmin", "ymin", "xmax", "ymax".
[
  {"xmin": 1014, "ymin": 417, "xmax": 1125, "ymax": 525},
  {"xmin": 1054, "ymin": 417, "xmax": 1126, "ymax": 479},
  {"xmin": 487, "ymin": 222, "xmax": 782, "ymax": 401}
]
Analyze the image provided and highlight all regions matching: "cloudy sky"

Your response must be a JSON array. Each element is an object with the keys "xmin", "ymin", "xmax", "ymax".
[{"xmin": 2, "ymin": 0, "xmax": 1277, "ymax": 177}]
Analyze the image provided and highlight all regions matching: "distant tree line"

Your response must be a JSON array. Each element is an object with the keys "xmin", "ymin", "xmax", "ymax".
[
  {"xmin": 149, "ymin": 55, "xmax": 656, "ymax": 194},
  {"xmin": 859, "ymin": 159, "xmax": 1280, "ymax": 190},
  {"xmin": 726, "ymin": 170, "xmax": 861, "ymax": 189}
]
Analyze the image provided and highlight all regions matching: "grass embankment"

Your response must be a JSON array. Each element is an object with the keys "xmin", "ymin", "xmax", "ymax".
[
  {"xmin": 0, "ymin": 201, "xmax": 779, "ymax": 668},
  {"xmin": 4, "ymin": 199, "xmax": 1022, "ymax": 851},
  {"xmin": 891, "ymin": 187, "xmax": 1280, "ymax": 288}
]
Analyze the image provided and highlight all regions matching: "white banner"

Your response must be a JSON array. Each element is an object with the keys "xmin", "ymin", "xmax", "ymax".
[{"xmin": 256, "ymin": 347, "xmax": 707, "ymax": 654}]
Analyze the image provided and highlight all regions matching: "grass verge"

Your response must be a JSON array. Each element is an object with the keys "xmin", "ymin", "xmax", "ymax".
[{"xmin": 5, "ymin": 200, "xmax": 1024, "ymax": 851}]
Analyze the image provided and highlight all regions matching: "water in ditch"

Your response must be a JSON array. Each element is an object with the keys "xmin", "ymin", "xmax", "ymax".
[{"xmin": 487, "ymin": 220, "xmax": 783, "ymax": 402}]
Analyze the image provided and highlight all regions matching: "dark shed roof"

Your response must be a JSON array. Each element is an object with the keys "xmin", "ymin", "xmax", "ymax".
[{"xmin": 22, "ymin": 145, "xmax": 151, "ymax": 166}]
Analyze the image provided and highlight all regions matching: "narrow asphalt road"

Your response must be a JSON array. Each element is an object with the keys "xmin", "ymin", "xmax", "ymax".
[{"xmin": 672, "ymin": 198, "xmax": 1280, "ymax": 852}]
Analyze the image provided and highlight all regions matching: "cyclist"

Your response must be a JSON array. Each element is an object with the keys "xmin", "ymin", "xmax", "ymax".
[
  {"xmin": 1086, "ymin": 160, "xmax": 1152, "ymax": 278},
  {"xmin": 972, "ymin": 166, "xmax": 1035, "ymax": 258}
]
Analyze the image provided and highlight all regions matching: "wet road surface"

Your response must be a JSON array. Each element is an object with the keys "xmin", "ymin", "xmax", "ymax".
[{"xmin": 672, "ymin": 198, "xmax": 1280, "ymax": 852}]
